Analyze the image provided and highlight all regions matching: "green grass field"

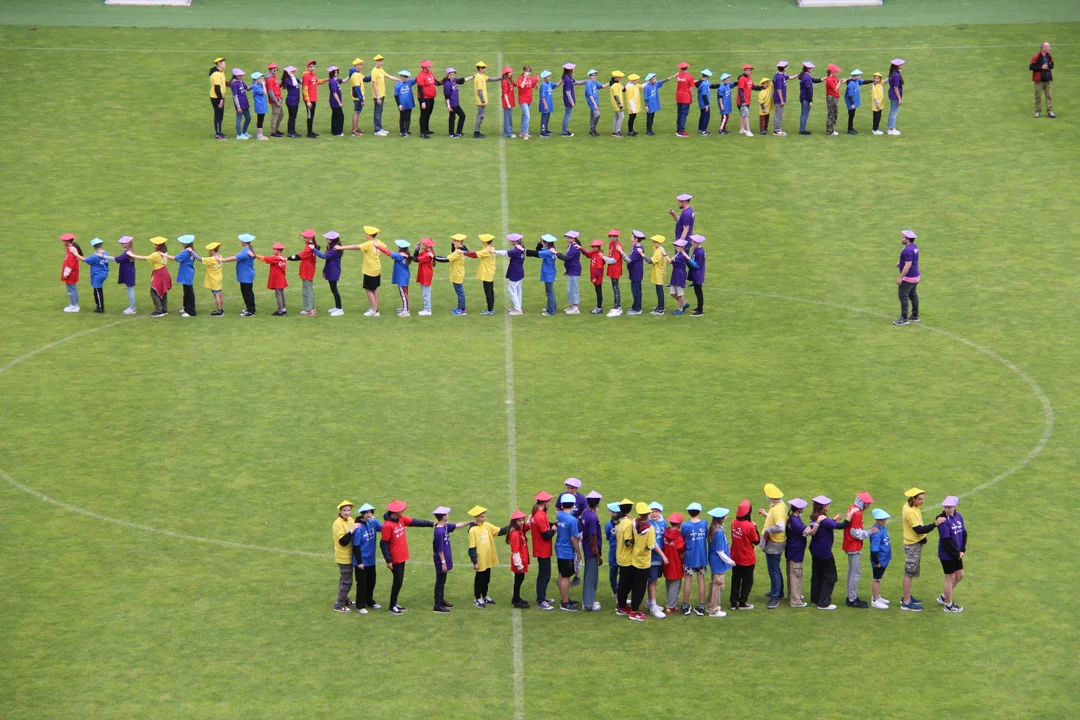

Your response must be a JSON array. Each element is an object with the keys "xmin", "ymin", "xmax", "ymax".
[{"xmin": 2, "ymin": 2, "xmax": 1079, "ymax": 718}]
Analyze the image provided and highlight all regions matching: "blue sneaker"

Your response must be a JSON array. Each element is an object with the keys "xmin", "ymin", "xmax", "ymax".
[
  {"xmin": 669, "ymin": 308, "xmax": 684, "ymax": 315},
  {"xmin": 910, "ymin": 596, "xmax": 923, "ymax": 605},
  {"xmin": 900, "ymin": 601, "xmax": 923, "ymax": 612},
  {"xmin": 451, "ymin": 308, "xmax": 467, "ymax": 316},
  {"xmin": 480, "ymin": 310, "xmax": 494, "ymax": 316}
]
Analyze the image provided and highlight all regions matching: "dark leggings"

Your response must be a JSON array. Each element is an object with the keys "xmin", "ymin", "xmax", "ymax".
[
  {"xmin": 182, "ymin": 284, "xmax": 196, "ymax": 315},
  {"xmin": 609, "ymin": 563, "xmax": 620, "ymax": 594},
  {"xmin": 655, "ymin": 284, "xmax": 665, "ymax": 311},
  {"xmin": 628, "ymin": 113, "xmax": 636, "ymax": 133},
  {"xmin": 389, "ymin": 561, "xmax": 406, "ymax": 607},
  {"xmin": 630, "ymin": 565, "xmax": 649, "ymax": 611},
  {"xmin": 535, "ymin": 557, "xmax": 551, "ymax": 603},
  {"xmin": 899, "ymin": 280, "xmax": 919, "ymax": 319},
  {"xmin": 434, "ymin": 570, "xmax": 447, "ymax": 608},
  {"xmin": 730, "ymin": 564, "xmax": 755, "ymax": 607},
  {"xmin": 513, "ymin": 573, "xmax": 525, "ymax": 603},
  {"xmin": 631, "ymin": 280, "xmax": 642, "ymax": 312},
  {"xmin": 331, "ymin": 107, "xmax": 344, "ymax": 135},
  {"xmin": 306, "ymin": 101, "xmax": 317, "ymax": 135},
  {"xmin": 419, "ymin": 101, "xmax": 433, "ymax": 134},
  {"xmin": 646, "ymin": 111, "xmax": 655, "ymax": 133},
  {"xmin": 847, "ymin": 108, "xmax": 856, "ymax": 131},
  {"xmin": 329, "ymin": 280, "xmax": 342, "ymax": 309},
  {"xmin": 872, "ymin": 109, "xmax": 882, "ymax": 131},
  {"xmin": 811, "ymin": 556, "xmax": 838, "ymax": 607},
  {"xmin": 92, "ymin": 287, "xmax": 104, "ymax": 311},
  {"xmin": 448, "ymin": 106, "xmax": 465, "ymax": 135},
  {"xmin": 399, "ymin": 108, "xmax": 412, "ymax": 135},
  {"xmin": 287, "ymin": 104, "xmax": 299, "ymax": 134},
  {"xmin": 239, "ymin": 282, "xmax": 255, "ymax": 313},
  {"xmin": 211, "ymin": 98, "xmax": 224, "ymax": 135},
  {"xmin": 483, "ymin": 280, "xmax": 495, "ymax": 311},
  {"xmin": 474, "ymin": 569, "xmax": 491, "ymax": 599},
  {"xmin": 611, "ymin": 278, "xmax": 621, "ymax": 308},
  {"xmin": 364, "ymin": 565, "xmax": 377, "ymax": 607},
  {"xmin": 256, "ymin": 112, "xmax": 265, "ymax": 130},
  {"xmin": 616, "ymin": 564, "xmax": 634, "ymax": 607},
  {"xmin": 594, "ymin": 283, "xmax": 603, "ymax": 308},
  {"xmin": 693, "ymin": 283, "xmax": 703, "ymax": 312},
  {"xmin": 353, "ymin": 565, "xmax": 368, "ymax": 607}
]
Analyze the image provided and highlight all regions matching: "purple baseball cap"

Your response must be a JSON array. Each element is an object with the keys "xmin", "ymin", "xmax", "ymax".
[
  {"xmin": 563, "ymin": 230, "xmax": 580, "ymax": 240},
  {"xmin": 506, "ymin": 233, "xmax": 523, "ymax": 243},
  {"xmin": 789, "ymin": 498, "xmax": 807, "ymax": 509},
  {"xmin": 812, "ymin": 495, "xmax": 831, "ymax": 505},
  {"xmin": 902, "ymin": 229, "xmax": 917, "ymax": 239},
  {"xmin": 690, "ymin": 234, "xmax": 705, "ymax": 243},
  {"xmin": 432, "ymin": 506, "xmax": 451, "ymax": 515},
  {"xmin": 284, "ymin": 65, "xmax": 297, "ymax": 73},
  {"xmin": 676, "ymin": 193, "xmax": 692, "ymax": 201},
  {"xmin": 586, "ymin": 490, "xmax": 603, "ymax": 500},
  {"xmin": 563, "ymin": 62, "xmax": 576, "ymax": 70},
  {"xmin": 631, "ymin": 230, "xmax": 645, "ymax": 239},
  {"xmin": 232, "ymin": 68, "xmax": 245, "ymax": 76},
  {"xmin": 117, "ymin": 236, "xmax": 133, "ymax": 244},
  {"xmin": 942, "ymin": 495, "xmax": 960, "ymax": 507},
  {"xmin": 777, "ymin": 60, "xmax": 789, "ymax": 68},
  {"xmin": 803, "ymin": 61, "xmax": 816, "ymax": 69},
  {"xmin": 892, "ymin": 58, "xmax": 906, "ymax": 66},
  {"xmin": 564, "ymin": 477, "xmax": 582, "ymax": 488},
  {"xmin": 323, "ymin": 231, "xmax": 340, "ymax": 240},
  {"xmin": 446, "ymin": 66, "xmax": 456, "ymax": 74},
  {"xmin": 327, "ymin": 65, "xmax": 339, "ymax": 72},
  {"xmin": 673, "ymin": 238, "xmax": 688, "ymax": 247}
]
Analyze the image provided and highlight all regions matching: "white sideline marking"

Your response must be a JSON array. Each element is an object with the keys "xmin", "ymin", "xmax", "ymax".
[{"xmin": 498, "ymin": 51, "xmax": 526, "ymax": 720}]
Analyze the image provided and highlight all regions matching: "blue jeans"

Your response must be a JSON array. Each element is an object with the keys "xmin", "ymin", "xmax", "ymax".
[
  {"xmin": 236, "ymin": 108, "xmax": 250, "ymax": 136},
  {"xmin": 582, "ymin": 557, "xmax": 599, "ymax": 608},
  {"xmin": 126, "ymin": 286, "xmax": 136, "ymax": 308},
  {"xmin": 676, "ymin": 102, "xmax": 690, "ymax": 132},
  {"xmin": 519, "ymin": 103, "xmax": 531, "ymax": 136},
  {"xmin": 562, "ymin": 107, "xmax": 572, "ymax": 134},
  {"xmin": 800, "ymin": 100, "xmax": 811, "ymax": 132},
  {"xmin": 544, "ymin": 281, "xmax": 556, "ymax": 314},
  {"xmin": 698, "ymin": 107, "xmax": 711, "ymax": 132},
  {"xmin": 888, "ymin": 98, "xmax": 900, "ymax": 130},
  {"xmin": 65, "ymin": 284, "xmax": 78, "ymax": 306},
  {"xmin": 766, "ymin": 553, "xmax": 784, "ymax": 599},
  {"xmin": 608, "ymin": 562, "xmax": 620, "ymax": 594},
  {"xmin": 630, "ymin": 280, "xmax": 642, "ymax": 312},
  {"xmin": 453, "ymin": 282, "xmax": 465, "ymax": 310},
  {"xmin": 654, "ymin": 284, "xmax": 665, "ymax": 311},
  {"xmin": 373, "ymin": 98, "xmax": 384, "ymax": 132},
  {"xmin": 567, "ymin": 275, "xmax": 580, "ymax": 305},
  {"xmin": 503, "ymin": 108, "xmax": 513, "ymax": 137},
  {"xmin": 540, "ymin": 111, "xmax": 550, "ymax": 134}
]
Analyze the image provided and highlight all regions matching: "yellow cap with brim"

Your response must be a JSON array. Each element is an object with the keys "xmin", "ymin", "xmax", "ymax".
[
  {"xmin": 150, "ymin": 236, "xmax": 168, "ymax": 245},
  {"xmin": 650, "ymin": 235, "xmax": 666, "ymax": 243},
  {"xmin": 363, "ymin": 225, "xmax": 380, "ymax": 235},
  {"xmin": 373, "ymin": 54, "xmax": 385, "ymax": 61},
  {"xmin": 451, "ymin": 233, "xmax": 468, "ymax": 241},
  {"xmin": 205, "ymin": 242, "xmax": 222, "ymax": 251},
  {"xmin": 478, "ymin": 233, "xmax": 495, "ymax": 242},
  {"xmin": 635, "ymin": 502, "xmax": 651, "ymax": 515},
  {"xmin": 764, "ymin": 483, "xmax": 783, "ymax": 499},
  {"xmin": 904, "ymin": 487, "xmax": 926, "ymax": 498},
  {"xmin": 468, "ymin": 505, "xmax": 487, "ymax": 517},
  {"xmin": 337, "ymin": 500, "xmax": 354, "ymax": 510}
]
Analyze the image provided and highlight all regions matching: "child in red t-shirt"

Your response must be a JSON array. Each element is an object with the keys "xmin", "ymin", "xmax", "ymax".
[
  {"xmin": 582, "ymin": 240, "xmax": 615, "ymax": 314},
  {"xmin": 662, "ymin": 513, "xmax": 686, "ymax": 614},
  {"xmin": 256, "ymin": 242, "xmax": 289, "ymax": 315},
  {"xmin": 60, "ymin": 234, "xmax": 83, "ymax": 311},
  {"xmin": 507, "ymin": 510, "xmax": 531, "ymax": 608},
  {"xmin": 729, "ymin": 499, "xmax": 761, "ymax": 610}
]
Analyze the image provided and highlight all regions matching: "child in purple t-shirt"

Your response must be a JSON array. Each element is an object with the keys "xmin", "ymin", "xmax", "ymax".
[{"xmin": 431, "ymin": 507, "xmax": 465, "ymax": 613}]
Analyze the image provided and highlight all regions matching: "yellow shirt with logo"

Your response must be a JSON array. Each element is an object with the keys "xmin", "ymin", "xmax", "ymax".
[
  {"xmin": 624, "ymin": 83, "xmax": 642, "ymax": 114},
  {"xmin": 649, "ymin": 247, "xmax": 668, "ymax": 285},
  {"xmin": 630, "ymin": 523, "xmax": 656, "ymax": 569},
  {"xmin": 349, "ymin": 71, "xmax": 366, "ymax": 96},
  {"xmin": 370, "ymin": 66, "xmax": 388, "ymax": 99},
  {"xmin": 473, "ymin": 73, "xmax": 490, "ymax": 106},
  {"xmin": 902, "ymin": 503, "xmax": 926, "ymax": 545},
  {"xmin": 764, "ymin": 502, "xmax": 787, "ymax": 543},
  {"xmin": 615, "ymin": 517, "xmax": 634, "ymax": 567},
  {"xmin": 469, "ymin": 521, "xmax": 501, "ymax": 571},
  {"xmin": 201, "ymin": 255, "xmax": 223, "ymax": 291},
  {"xmin": 446, "ymin": 248, "xmax": 466, "ymax": 284},
  {"xmin": 475, "ymin": 246, "xmax": 497, "ymax": 282},
  {"xmin": 146, "ymin": 252, "xmax": 169, "ymax": 272},
  {"xmin": 358, "ymin": 240, "xmax": 385, "ymax": 277},
  {"xmin": 210, "ymin": 70, "xmax": 227, "ymax": 99},
  {"xmin": 332, "ymin": 516, "xmax": 355, "ymax": 564},
  {"xmin": 609, "ymin": 82, "xmax": 626, "ymax": 112}
]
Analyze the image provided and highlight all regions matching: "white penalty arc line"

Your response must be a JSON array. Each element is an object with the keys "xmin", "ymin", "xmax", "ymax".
[{"xmin": 497, "ymin": 50, "xmax": 526, "ymax": 720}]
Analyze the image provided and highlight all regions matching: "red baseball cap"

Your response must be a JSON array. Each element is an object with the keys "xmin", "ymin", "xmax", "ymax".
[
  {"xmin": 267, "ymin": 62, "xmax": 279, "ymax": 70},
  {"xmin": 742, "ymin": 64, "xmax": 754, "ymax": 70},
  {"xmin": 59, "ymin": 233, "xmax": 76, "ymax": 241},
  {"xmin": 678, "ymin": 62, "xmax": 689, "ymax": 69},
  {"xmin": 827, "ymin": 63, "xmax": 841, "ymax": 73},
  {"xmin": 502, "ymin": 65, "xmax": 513, "ymax": 74},
  {"xmin": 420, "ymin": 238, "xmax": 435, "ymax": 248},
  {"xmin": 535, "ymin": 491, "xmax": 553, "ymax": 502},
  {"xmin": 590, "ymin": 240, "xmax": 602, "ymax": 247},
  {"xmin": 387, "ymin": 500, "xmax": 407, "ymax": 513},
  {"xmin": 737, "ymin": 499, "xmax": 751, "ymax": 516},
  {"xmin": 306, "ymin": 59, "xmax": 317, "ymax": 66},
  {"xmin": 856, "ymin": 491, "xmax": 875, "ymax": 504},
  {"xmin": 299, "ymin": 229, "xmax": 315, "ymax": 239},
  {"xmin": 420, "ymin": 60, "xmax": 433, "ymax": 68},
  {"xmin": 607, "ymin": 229, "xmax": 620, "ymax": 236}
]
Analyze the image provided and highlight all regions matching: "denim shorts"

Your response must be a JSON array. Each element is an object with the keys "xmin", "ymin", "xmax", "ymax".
[
  {"xmin": 649, "ymin": 565, "xmax": 662, "ymax": 581},
  {"xmin": 739, "ymin": 105, "xmax": 750, "ymax": 117},
  {"xmin": 210, "ymin": 289, "xmax": 222, "ymax": 295},
  {"xmin": 353, "ymin": 100, "xmax": 364, "ymax": 112}
]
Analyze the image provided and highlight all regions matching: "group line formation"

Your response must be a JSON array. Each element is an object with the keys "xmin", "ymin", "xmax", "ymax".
[
  {"xmin": 331, "ymin": 481, "xmax": 968, "ymax": 621},
  {"xmin": 208, "ymin": 54, "xmax": 909, "ymax": 140},
  {"xmin": 55, "ymin": 195, "xmax": 706, "ymax": 318}
]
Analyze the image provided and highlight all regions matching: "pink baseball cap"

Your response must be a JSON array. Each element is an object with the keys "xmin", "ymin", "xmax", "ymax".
[
  {"xmin": 631, "ymin": 230, "xmax": 645, "ymax": 239},
  {"xmin": 323, "ymin": 231, "xmax": 340, "ymax": 240},
  {"xmin": 232, "ymin": 68, "xmax": 245, "ymax": 76},
  {"xmin": 506, "ymin": 233, "xmax": 524, "ymax": 243},
  {"xmin": 690, "ymin": 234, "xmax": 705, "ymax": 243},
  {"xmin": 299, "ymin": 229, "xmax": 316, "ymax": 239},
  {"xmin": 803, "ymin": 61, "xmax": 816, "ymax": 69},
  {"xmin": 564, "ymin": 230, "xmax": 580, "ymax": 240},
  {"xmin": 563, "ymin": 62, "xmax": 576, "ymax": 70},
  {"xmin": 272, "ymin": 242, "xmax": 286, "ymax": 250},
  {"xmin": 564, "ymin": 477, "xmax": 582, "ymax": 488},
  {"xmin": 673, "ymin": 238, "xmax": 688, "ymax": 247},
  {"xmin": 902, "ymin": 229, "xmax": 917, "ymax": 239},
  {"xmin": 892, "ymin": 58, "xmax": 906, "ymax": 66},
  {"xmin": 676, "ymin": 193, "xmax": 692, "ymax": 201},
  {"xmin": 856, "ymin": 491, "xmax": 875, "ymax": 504},
  {"xmin": 789, "ymin": 498, "xmax": 808, "ymax": 509},
  {"xmin": 585, "ymin": 490, "xmax": 603, "ymax": 500},
  {"xmin": 607, "ymin": 229, "xmax": 621, "ymax": 236},
  {"xmin": 813, "ymin": 495, "xmax": 831, "ymax": 505},
  {"xmin": 327, "ymin": 65, "xmax": 339, "ymax": 73},
  {"xmin": 942, "ymin": 495, "xmax": 960, "ymax": 507},
  {"xmin": 432, "ymin": 506, "xmax": 451, "ymax": 515},
  {"xmin": 117, "ymin": 236, "xmax": 133, "ymax": 244},
  {"xmin": 284, "ymin": 65, "xmax": 297, "ymax": 73}
]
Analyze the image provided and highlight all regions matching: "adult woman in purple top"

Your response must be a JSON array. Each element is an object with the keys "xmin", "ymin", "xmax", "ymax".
[
  {"xmin": 282, "ymin": 66, "xmax": 301, "ymax": 138},
  {"xmin": 688, "ymin": 234, "xmax": 706, "ymax": 316},
  {"xmin": 772, "ymin": 61, "xmax": 796, "ymax": 135},
  {"xmin": 114, "ymin": 236, "xmax": 137, "ymax": 314},
  {"xmin": 936, "ymin": 496, "xmax": 966, "ymax": 613},
  {"xmin": 807, "ymin": 495, "xmax": 850, "ymax": 610},
  {"xmin": 798, "ymin": 61, "xmax": 822, "ymax": 135},
  {"xmin": 667, "ymin": 193, "xmax": 694, "ymax": 244},
  {"xmin": 887, "ymin": 58, "xmax": 905, "ymax": 134},
  {"xmin": 894, "ymin": 229, "xmax": 920, "ymax": 325},
  {"xmin": 443, "ymin": 68, "xmax": 467, "ymax": 137},
  {"xmin": 784, "ymin": 497, "xmax": 809, "ymax": 607},
  {"xmin": 623, "ymin": 230, "xmax": 646, "ymax": 315},
  {"xmin": 314, "ymin": 231, "xmax": 345, "ymax": 315},
  {"xmin": 230, "ymin": 68, "xmax": 251, "ymax": 139},
  {"xmin": 560, "ymin": 63, "xmax": 585, "ymax": 136},
  {"xmin": 327, "ymin": 66, "xmax": 345, "ymax": 136}
]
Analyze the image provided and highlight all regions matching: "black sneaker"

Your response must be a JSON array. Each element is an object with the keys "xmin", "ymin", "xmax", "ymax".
[
  {"xmin": 559, "ymin": 601, "xmax": 578, "ymax": 612},
  {"xmin": 271, "ymin": 310, "xmax": 283, "ymax": 316},
  {"xmin": 799, "ymin": 130, "xmax": 812, "ymax": 135},
  {"xmin": 473, "ymin": 132, "xmax": 485, "ymax": 139},
  {"xmin": 562, "ymin": 132, "xmax": 574, "ymax": 137},
  {"xmin": 910, "ymin": 316, "xmax": 921, "ymax": 323},
  {"xmin": 473, "ymin": 598, "xmax": 485, "ymax": 609},
  {"xmin": 210, "ymin": 310, "xmax": 224, "ymax": 316},
  {"xmin": 690, "ymin": 309, "xmax": 703, "ymax": 316},
  {"xmin": 852, "ymin": 598, "xmax": 868, "ymax": 608},
  {"xmin": 288, "ymin": 132, "xmax": 302, "ymax": 138},
  {"xmin": 848, "ymin": 129, "xmax": 858, "ymax": 135},
  {"xmin": 767, "ymin": 597, "xmax": 780, "ymax": 609},
  {"xmin": 646, "ymin": 131, "xmax": 655, "ymax": 136},
  {"xmin": 682, "ymin": 603, "xmax": 692, "ymax": 616},
  {"xmin": 433, "ymin": 606, "xmax": 450, "ymax": 613},
  {"xmin": 306, "ymin": 133, "xmax": 318, "ymax": 138},
  {"xmin": 389, "ymin": 605, "xmax": 404, "ymax": 615},
  {"xmin": 694, "ymin": 604, "xmax": 705, "ymax": 616},
  {"xmin": 270, "ymin": 132, "xmax": 283, "ymax": 138},
  {"xmin": 893, "ymin": 317, "xmax": 911, "ymax": 325},
  {"xmin": 628, "ymin": 131, "xmax": 638, "ymax": 136}
]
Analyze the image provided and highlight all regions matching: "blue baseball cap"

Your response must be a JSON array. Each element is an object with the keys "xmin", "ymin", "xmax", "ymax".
[
  {"xmin": 648, "ymin": 501, "xmax": 663, "ymax": 511},
  {"xmin": 238, "ymin": 234, "xmax": 255, "ymax": 243},
  {"xmin": 394, "ymin": 239, "xmax": 410, "ymax": 248},
  {"xmin": 871, "ymin": 508, "xmax": 891, "ymax": 520},
  {"xmin": 645, "ymin": 72, "xmax": 656, "ymax": 81},
  {"xmin": 559, "ymin": 493, "xmax": 576, "ymax": 506},
  {"xmin": 707, "ymin": 507, "xmax": 729, "ymax": 519},
  {"xmin": 177, "ymin": 234, "xmax": 195, "ymax": 244},
  {"xmin": 541, "ymin": 233, "xmax": 557, "ymax": 244},
  {"xmin": 686, "ymin": 502, "xmax": 702, "ymax": 512},
  {"xmin": 606, "ymin": 502, "xmax": 621, "ymax": 512}
]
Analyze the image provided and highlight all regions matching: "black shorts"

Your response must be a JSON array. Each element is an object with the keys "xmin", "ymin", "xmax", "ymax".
[
  {"xmin": 872, "ymin": 565, "xmax": 888, "ymax": 580},
  {"xmin": 362, "ymin": 274, "xmax": 381, "ymax": 291},
  {"xmin": 940, "ymin": 558, "xmax": 963, "ymax": 574},
  {"xmin": 557, "ymin": 558, "xmax": 575, "ymax": 578}
]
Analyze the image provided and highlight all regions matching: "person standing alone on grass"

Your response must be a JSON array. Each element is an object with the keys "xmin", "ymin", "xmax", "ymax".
[
  {"xmin": 1030, "ymin": 42, "xmax": 1055, "ymax": 118},
  {"xmin": 900, "ymin": 488, "xmax": 944, "ymax": 612},
  {"xmin": 894, "ymin": 229, "xmax": 920, "ymax": 325}
]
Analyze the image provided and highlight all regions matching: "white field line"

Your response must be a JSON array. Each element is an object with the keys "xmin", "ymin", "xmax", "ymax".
[
  {"xmin": 0, "ymin": 43, "xmax": 1072, "ymax": 55},
  {"xmin": 498, "ymin": 50, "xmax": 526, "ymax": 720}
]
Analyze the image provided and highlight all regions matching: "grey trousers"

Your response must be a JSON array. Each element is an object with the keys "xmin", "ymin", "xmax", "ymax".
[
  {"xmin": 582, "ymin": 557, "xmax": 599, "ymax": 608},
  {"xmin": 846, "ymin": 551, "xmax": 862, "ymax": 601},
  {"xmin": 474, "ymin": 105, "xmax": 486, "ymax": 133},
  {"xmin": 301, "ymin": 279, "xmax": 315, "ymax": 311},
  {"xmin": 336, "ymin": 563, "xmax": 353, "ymax": 608},
  {"xmin": 567, "ymin": 275, "xmax": 580, "ymax": 305},
  {"xmin": 612, "ymin": 110, "xmax": 625, "ymax": 134},
  {"xmin": 274, "ymin": 288, "xmax": 286, "ymax": 311},
  {"xmin": 665, "ymin": 578, "xmax": 682, "ymax": 608},
  {"xmin": 773, "ymin": 103, "xmax": 785, "ymax": 132},
  {"xmin": 422, "ymin": 284, "xmax": 432, "ymax": 312},
  {"xmin": 589, "ymin": 107, "xmax": 600, "ymax": 134}
]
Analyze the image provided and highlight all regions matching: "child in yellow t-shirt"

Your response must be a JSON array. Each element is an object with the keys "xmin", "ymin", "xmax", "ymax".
[
  {"xmin": 644, "ymin": 235, "xmax": 670, "ymax": 315},
  {"xmin": 757, "ymin": 77, "xmax": 774, "ymax": 135},
  {"xmin": 201, "ymin": 242, "xmax": 225, "ymax": 315},
  {"xmin": 437, "ymin": 234, "xmax": 469, "ymax": 314},
  {"xmin": 467, "ymin": 506, "xmax": 509, "ymax": 608},
  {"xmin": 871, "ymin": 72, "xmax": 885, "ymax": 135}
]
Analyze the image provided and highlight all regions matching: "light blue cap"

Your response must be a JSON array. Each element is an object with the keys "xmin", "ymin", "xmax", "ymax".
[
  {"xmin": 701, "ymin": 69, "xmax": 712, "ymax": 77},
  {"xmin": 644, "ymin": 72, "xmax": 656, "ymax": 81},
  {"xmin": 394, "ymin": 239, "xmax": 410, "ymax": 249},
  {"xmin": 648, "ymin": 501, "xmax": 663, "ymax": 511},
  {"xmin": 587, "ymin": 68, "xmax": 598, "ymax": 75},
  {"xmin": 686, "ymin": 502, "xmax": 702, "ymax": 512},
  {"xmin": 177, "ymin": 234, "xmax": 195, "ymax": 244},
  {"xmin": 720, "ymin": 72, "xmax": 732, "ymax": 81},
  {"xmin": 238, "ymin": 234, "xmax": 255, "ymax": 243},
  {"xmin": 851, "ymin": 69, "xmax": 863, "ymax": 76},
  {"xmin": 90, "ymin": 238, "xmax": 103, "ymax": 246},
  {"xmin": 398, "ymin": 69, "xmax": 411, "ymax": 77},
  {"xmin": 606, "ymin": 502, "xmax": 621, "ymax": 512},
  {"xmin": 250, "ymin": 71, "xmax": 263, "ymax": 80},
  {"xmin": 539, "ymin": 70, "xmax": 552, "ymax": 78},
  {"xmin": 871, "ymin": 508, "xmax": 891, "ymax": 520},
  {"xmin": 540, "ymin": 233, "xmax": 557, "ymax": 244},
  {"xmin": 559, "ymin": 493, "xmax": 576, "ymax": 506},
  {"xmin": 707, "ymin": 507, "xmax": 729, "ymax": 519},
  {"xmin": 358, "ymin": 503, "xmax": 375, "ymax": 513}
]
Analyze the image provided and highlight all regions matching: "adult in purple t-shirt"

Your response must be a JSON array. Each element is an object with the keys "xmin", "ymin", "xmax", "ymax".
[
  {"xmin": 893, "ymin": 229, "xmax": 920, "ymax": 325},
  {"xmin": 559, "ymin": 63, "xmax": 585, "ymax": 136},
  {"xmin": 667, "ymin": 193, "xmax": 695, "ymax": 243}
]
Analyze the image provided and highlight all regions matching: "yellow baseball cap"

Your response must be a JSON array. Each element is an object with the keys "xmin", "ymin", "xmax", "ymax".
[
  {"xmin": 337, "ymin": 500, "xmax": 354, "ymax": 510},
  {"xmin": 764, "ymin": 483, "xmax": 783, "ymax": 499},
  {"xmin": 353, "ymin": 58, "xmax": 364, "ymax": 66},
  {"xmin": 205, "ymin": 242, "xmax": 222, "ymax": 251},
  {"xmin": 373, "ymin": 54, "xmax": 385, "ymax": 61},
  {"xmin": 150, "ymin": 236, "xmax": 168, "ymax": 245},
  {"xmin": 872, "ymin": 72, "xmax": 883, "ymax": 78},
  {"xmin": 475, "ymin": 60, "xmax": 487, "ymax": 68},
  {"xmin": 478, "ymin": 233, "xmax": 495, "ymax": 243},
  {"xmin": 619, "ymin": 498, "xmax": 633, "ymax": 506},
  {"xmin": 650, "ymin": 235, "xmax": 666, "ymax": 243},
  {"xmin": 468, "ymin": 505, "xmax": 487, "ymax": 517},
  {"xmin": 451, "ymin": 233, "xmax": 467, "ymax": 241},
  {"xmin": 627, "ymin": 73, "xmax": 640, "ymax": 81},
  {"xmin": 363, "ymin": 225, "xmax": 380, "ymax": 235},
  {"xmin": 213, "ymin": 57, "xmax": 225, "ymax": 64},
  {"xmin": 612, "ymin": 70, "xmax": 625, "ymax": 78},
  {"xmin": 635, "ymin": 502, "xmax": 650, "ymax": 515},
  {"xmin": 904, "ymin": 487, "xmax": 926, "ymax": 498}
]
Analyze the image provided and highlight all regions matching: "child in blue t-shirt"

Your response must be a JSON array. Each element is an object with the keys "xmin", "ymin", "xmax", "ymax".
[
  {"xmin": 869, "ymin": 508, "xmax": 892, "ymax": 609},
  {"xmin": 706, "ymin": 507, "xmax": 735, "ymax": 617},
  {"xmin": 74, "ymin": 239, "xmax": 113, "ymax": 313},
  {"xmin": 605, "ymin": 502, "xmax": 621, "ymax": 596},
  {"xmin": 681, "ymin": 503, "xmax": 709, "ymax": 615},
  {"xmin": 351, "ymin": 504, "xmax": 383, "ymax": 610},
  {"xmin": 555, "ymin": 495, "xmax": 581, "ymax": 611}
]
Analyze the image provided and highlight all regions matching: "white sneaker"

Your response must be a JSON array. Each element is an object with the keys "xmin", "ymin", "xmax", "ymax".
[
  {"xmin": 872, "ymin": 130, "xmax": 884, "ymax": 135},
  {"xmin": 564, "ymin": 307, "xmax": 579, "ymax": 315},
  {"xmin": 417, "ymin": 309, "xmax": 431, "ymax": 316},
  {"xmin": 370, "ymin": 311, "xmax": 380, "ymax": 317},
  {"xmin": 592, "ymin": 602, "xmax": 601, "ymax": 611},
  {"xmin": 708, "ymin": 610, "xmax": 727, "ymax": 618},
  {"xmin": 399, "ymin": 311, "xmax": 410, "ymax": 317},
  {"xmin": 650, "ymin": 605, "xmax": 666, "ymax": 619},
  {"xmin": 65, "ymin": 305, "xmax": 80, "ymax": 312},
  {"xmin": 880, "ymin": 597, "xmax": 891, "ymax": 605},
  {"xmin": 357, "ymin": 607, "xmax": 368, "ymax": 615},
  {"xmin": 331, "ymin": 308, "xmax": 344, "ymax": 316},
  {"xmin": 180, "ymin": 312, "xmax": 190, "ymax": 318},
  {"xmin": 888, "ymin": 129, "xmax": 900, "ymax": 136},
  {"xmin": 122, "ymin": 307, "xmax": 136, "ymax": 315},
  {"xmin": 871, "ymin": 599, "xmax": 889, "ymax": 610},
  {"xmin": 375, "ymin": 129, "xmax": 389, "ymax": 136},
  {"xmin": 606, "ymin": 308, "xmax": 622, "ymax": 317},
  {"xmin": 363, "ymin": 309, "xmax": 375, "ymax": 316},
  {"xmin": 830, "ymin": 131, "xmax": 839, "ymax": 136},
  {"xmin": 817, "ymin": 604, "xmax": 837, "ymax": 610},
  {"xmin": 62, "ymin": 305, "xmax": 74, "ymax": 312}
]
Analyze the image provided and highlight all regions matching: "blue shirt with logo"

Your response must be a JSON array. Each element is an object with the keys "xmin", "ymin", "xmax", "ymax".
[
  {"xmin": 555, "ymin": 511, "xmax": 580, "ymax": 560},
  {"xmin": 681, "ymin": 518, "xmax": 709, "ymax": 568}
]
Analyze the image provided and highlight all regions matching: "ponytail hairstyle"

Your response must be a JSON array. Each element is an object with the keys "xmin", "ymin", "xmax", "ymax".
[{"xmin": 70, "ymin": 241, "xmax": 84, "ymax": 256}]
